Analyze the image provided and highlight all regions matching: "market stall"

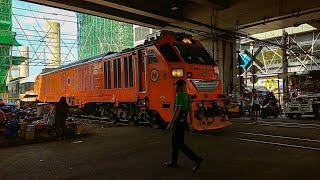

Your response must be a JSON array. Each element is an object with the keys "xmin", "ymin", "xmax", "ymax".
[{"xmin": 0, "ymin": 102, "xmax": 88, "ymax": 146}]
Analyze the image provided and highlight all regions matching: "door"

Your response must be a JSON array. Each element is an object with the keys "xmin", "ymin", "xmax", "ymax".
[{"xmin": 138, "ymin": 50, "xmax": 147, "ymax": 92}]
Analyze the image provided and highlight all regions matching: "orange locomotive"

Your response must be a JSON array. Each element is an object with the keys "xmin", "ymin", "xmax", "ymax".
[{"xmin": 34, "ymin": 31, "xmax": 231, "ymax": 130}]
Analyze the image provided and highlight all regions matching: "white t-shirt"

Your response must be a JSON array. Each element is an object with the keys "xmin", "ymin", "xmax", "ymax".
[{"xmin": 251, "ymin": 96, "xmax": 259, "ymax": 106}]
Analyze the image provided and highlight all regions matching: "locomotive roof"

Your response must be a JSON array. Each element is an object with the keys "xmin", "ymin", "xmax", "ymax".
[{"xmin": 39, "ymin": 42, "xmax": 152, "ymax": 76}]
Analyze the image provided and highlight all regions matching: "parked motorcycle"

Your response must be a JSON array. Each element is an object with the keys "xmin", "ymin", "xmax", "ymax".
[{"xmin": 261, "ymin": 102, "xmax": 280, "ymax": 118}]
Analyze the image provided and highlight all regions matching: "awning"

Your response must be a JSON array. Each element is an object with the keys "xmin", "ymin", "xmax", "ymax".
[
  {"xmin": 0, "ymin": 31, "xmax": 22, "ymax": 46},
  {"xmin": 12, "ymin": 56, "xmax": 28, "ymax": 66}
]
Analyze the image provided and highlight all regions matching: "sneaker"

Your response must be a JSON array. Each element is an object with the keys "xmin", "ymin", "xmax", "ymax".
[
  {"xmin": 165, "ymin": 161, "xmax": 178, "ymax": 168},
  {"xmin": 192, "ymin": 158, "xmax": 203, "ymax": 172}
]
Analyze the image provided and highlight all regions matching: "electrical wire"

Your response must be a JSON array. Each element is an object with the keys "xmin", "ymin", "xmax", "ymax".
[
  {"xmin": 13, "ymin": 13, "xmax": 77, "ymax": 23},
  {"xmin": 12, "ymin": 6, "xmax": 77, "ymax": 18},
  {"xmin": 15, "ymin": 34, "xmax": 77, "ymax": 41},
  {"xmin": 12, "ymin": 27, "xmax": 78, "ymax": 37}
]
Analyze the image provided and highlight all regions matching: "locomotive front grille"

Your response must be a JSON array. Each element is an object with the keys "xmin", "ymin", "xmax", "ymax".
[{"xmin": 192, "ymin": 80, "xmax": 219, "ymax": 92}]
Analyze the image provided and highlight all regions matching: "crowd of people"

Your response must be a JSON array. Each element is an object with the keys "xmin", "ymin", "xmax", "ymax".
[{"xmin": 248, "ymin": 89, "xmax": 279, "ymax": 120}]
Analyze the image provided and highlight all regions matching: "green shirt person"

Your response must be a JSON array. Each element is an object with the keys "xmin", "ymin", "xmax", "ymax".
[
  {"xmin": 173, "ymin": 91, "xmax": 191, "ymax": 115},
  {"xmin": 169, "ymin": 84, "xmax": 193, "ymax": 131},
  {"xmin": 165, "ymin": 79, "xmax": 203, "ymax": 173}
]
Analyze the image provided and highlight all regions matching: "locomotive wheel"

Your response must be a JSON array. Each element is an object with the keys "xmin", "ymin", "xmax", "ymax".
[
  {"xmin": 295, "ymin": 114, "xmax": 302, "ymax": 118},
  {"xmin": 146, "ymin": 111, "xmax": 164, "ymax": 129},
  {"xmin": 314, "ymin": 107, "xmax": 320, "ymax": 118},
  {"xmin": 149, "ymin": 114, "xmax": 161, "ymax": 129},
  {"xmin": 109, "ymin": 113, "xmax": 119, "ymax": 124},
  {"xmin": 128, "ymin": 116, "xmax": 138, "ymax": 126},
  {"xmin": 286, "ymin": 113, "xmax": 294, "ymax": 119}
]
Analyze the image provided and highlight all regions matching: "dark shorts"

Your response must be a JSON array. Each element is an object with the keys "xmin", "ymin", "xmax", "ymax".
[{"xmin": 252, "ymin": 104, "xmax": 260, "ymax": 111}]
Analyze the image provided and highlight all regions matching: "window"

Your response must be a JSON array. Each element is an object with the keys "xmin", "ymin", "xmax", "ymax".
[
  {"xmin": 67, "ymin": 77, "xmax": 71, "ymax": 86},
  {"xmin": 81, "ymin": 68, "xmax": 84, "ymax": 90},
  {"xmin": 124, "ymin": 57, "xmax": 129, "ymax": 88},
  {"xmin": 107, "ymin": 62, "xmax": 111, "ymax": 89},
  {"xmin": 113, "ymin": 59, "xmax": 117, "ymax": 88},
  {"xmin": 123, "ymin": 56, "xmax": 134, "ymax": 88},
  {"xmin": 174, "ymin": 44, "xmax": 215, "ymax": 65},
  {"xmin": 158, "ymin": 43, "xmax": 180, "ymax": 62},
  {"xmin": 129, "ymin": 56, "xmax": 134, "ymax": 87},
  {"xmin": 141, "ymin": 51, "xmax": 146, "ymax": 72},
  {"xmin": 76, "ymin": 68, "xmax": 79, "ymax": 91},
  {"xmin": 85, "ymin": 67, "xmax": 88, "ymax": 90},
  {"xmin": 147, "ymin": 51, "xmax": 158, "ymax": 64},
  {"xmin": 117, "ymin": 58, "xmax": 122, "ymax": 88},
  {"xmin": 104, "ymin": 61, "xmax": 111, "ymax": 89},
  {"xmin": 104, "ymin": 62, "xmax": 107, "ymax": 89}
]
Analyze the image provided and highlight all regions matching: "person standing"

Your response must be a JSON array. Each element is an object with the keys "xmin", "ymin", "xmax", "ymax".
[
  {"xmin": 251, "ymin": 89, "xmax": 260, "ymax": 121},
  {"xmin": 165, "ymin": 79, "xmax": 203, "ymax": 172},
  {"xmin": 55, "ymin": 97, "xmax": 69, "ymax": 138}
]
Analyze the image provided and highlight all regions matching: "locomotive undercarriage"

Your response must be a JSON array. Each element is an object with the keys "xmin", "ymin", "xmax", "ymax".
[
  {"xmin": 74, "ymin": 102, "xmax": 165, "ymax": 128},
  {"xmin": 193, "ymin": 100, "xmax": 230, "ymax": 125}
]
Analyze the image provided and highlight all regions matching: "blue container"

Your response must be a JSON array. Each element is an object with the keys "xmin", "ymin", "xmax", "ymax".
[{"xmin": 5, "ymin": 120, "xmax": 19, "ymax": 138}]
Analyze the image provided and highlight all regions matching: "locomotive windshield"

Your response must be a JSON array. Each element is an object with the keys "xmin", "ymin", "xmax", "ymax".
[{"xmin": 174, "ymin": 44, "xmax": 216, "ymax": 65}]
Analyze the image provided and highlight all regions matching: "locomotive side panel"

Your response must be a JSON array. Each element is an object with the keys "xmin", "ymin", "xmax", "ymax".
[
  {"xmin": 34, "ymin": 76, "xmax": 43, "ymax": 102},
  {"xmin": 105, "ymin": 54, "xmax": 138, "ymax": 104},
  {"xmin": 145, "ymin": 46, "xmax": 174, "ymax": 121}
]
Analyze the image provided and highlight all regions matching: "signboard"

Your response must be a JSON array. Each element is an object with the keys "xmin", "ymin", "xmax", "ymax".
[
  {"xmin": 250, "ymin": 75, "xmax": 258, "ymax": 83},
  {"xmin": 249, "ymin": 65, "xmax": 259, "ymax": 74},
  {"xmin": 244, "ymin": 46, "xmax": 264, "ymax": 69}
]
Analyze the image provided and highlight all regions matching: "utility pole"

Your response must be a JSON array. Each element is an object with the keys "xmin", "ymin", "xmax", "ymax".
[
  {"xmin": 237, "ymin": 51, "xmax": 243, "ymax": 113},
  {"xmin": 282, "ymin": 29, "xmax": 289, "ymax": 104}
]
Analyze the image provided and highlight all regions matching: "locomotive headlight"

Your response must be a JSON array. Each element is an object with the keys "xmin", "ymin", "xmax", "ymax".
[
  {"xmin": 171, "ymin": 69, "xmax": 184, "ymax": 78},
  {"xmin": 182, "ymin": 38, "xmax": 192, "ymax": 44}
]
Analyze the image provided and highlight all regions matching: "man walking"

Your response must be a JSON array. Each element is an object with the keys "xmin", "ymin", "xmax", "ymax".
[{"xmin": 165, "ymin": 79, "xmax": 203, "ymax": 172}]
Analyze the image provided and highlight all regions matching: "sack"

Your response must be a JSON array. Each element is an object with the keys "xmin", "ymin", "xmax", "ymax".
[{"xmin": 47, "ymin": 111, "xmax": 55, "ymax": 126}]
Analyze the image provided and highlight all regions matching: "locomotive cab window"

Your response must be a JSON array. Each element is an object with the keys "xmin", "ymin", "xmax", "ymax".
[
  {"xmin": 147, "ymin": 51, "xmax": 158, "ymax": 64},
  {"xmin": 158, "ymin": 43, "xmax": 180, "ymax": 62},
  {"xmin": 174, "ymin": 44, "xmax": 216, "ymax": 65},
  {"xmin": 141, "ymin": 51, "xmax": 146, "ymax": 72}
]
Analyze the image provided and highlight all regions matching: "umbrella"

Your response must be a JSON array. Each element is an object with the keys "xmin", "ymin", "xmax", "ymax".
[{"xmin": 255, "ymin": 86, "xmax": 269, "ymax": 92}]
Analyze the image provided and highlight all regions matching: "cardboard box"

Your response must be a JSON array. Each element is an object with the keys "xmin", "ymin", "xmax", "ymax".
[
  {"xmin": 20, "ymin": 130, "xmax": 26, "ymax": 138},
  {"xmin": 19, "ymin": 122, "xmax": 28, "ymax": 130},
  {"xmin": 25, "ymin": 130, "xmax": 35, "ymax": 140},
  {"xmin": 25, "ymin": 125, "xmax": 35, "ymax": 140}
]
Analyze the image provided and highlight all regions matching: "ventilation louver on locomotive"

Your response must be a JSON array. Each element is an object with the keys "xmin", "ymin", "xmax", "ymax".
[{"xmin": 192, "ymin": 80, "xmax": 219, "ymax": 92}]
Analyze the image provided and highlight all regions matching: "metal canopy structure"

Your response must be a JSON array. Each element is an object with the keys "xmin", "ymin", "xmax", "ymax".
[
  {"xmin": 20, "ymin": 0, "xmax": 320, "ymax": 35},
  {"xmin": 77, "ymin": 13, "xmax": 133, "ymax": 60},
  {"xmin": 0, "ymin": 0, "xmax": 23, "ymax": 93}
]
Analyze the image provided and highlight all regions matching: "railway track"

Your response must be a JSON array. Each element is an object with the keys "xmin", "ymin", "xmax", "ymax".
[
  {"xmin": 235, "ymin": 131, "xmax": 320, "ymax": 151},
  {"xmin": 224, "ymin": 119, "xmax": 320, "ymax": 151},
  {"xmin": 71, "ymin": 115, "xmax": 154, "ymax": 128},
  {"xmin": 198, "ymin": 130, "xmax": 320, "ymax": 151},
  {"xmin": 74, "ymin": 115, "xmax": 320, "ymax": 151},
  {"xmin": 257, "ymin": 120, "xmax": 320, "ymax": 129},
  {"xmin": 240, "ymin": 119, "xmax": 320, "ymax": 129}
]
